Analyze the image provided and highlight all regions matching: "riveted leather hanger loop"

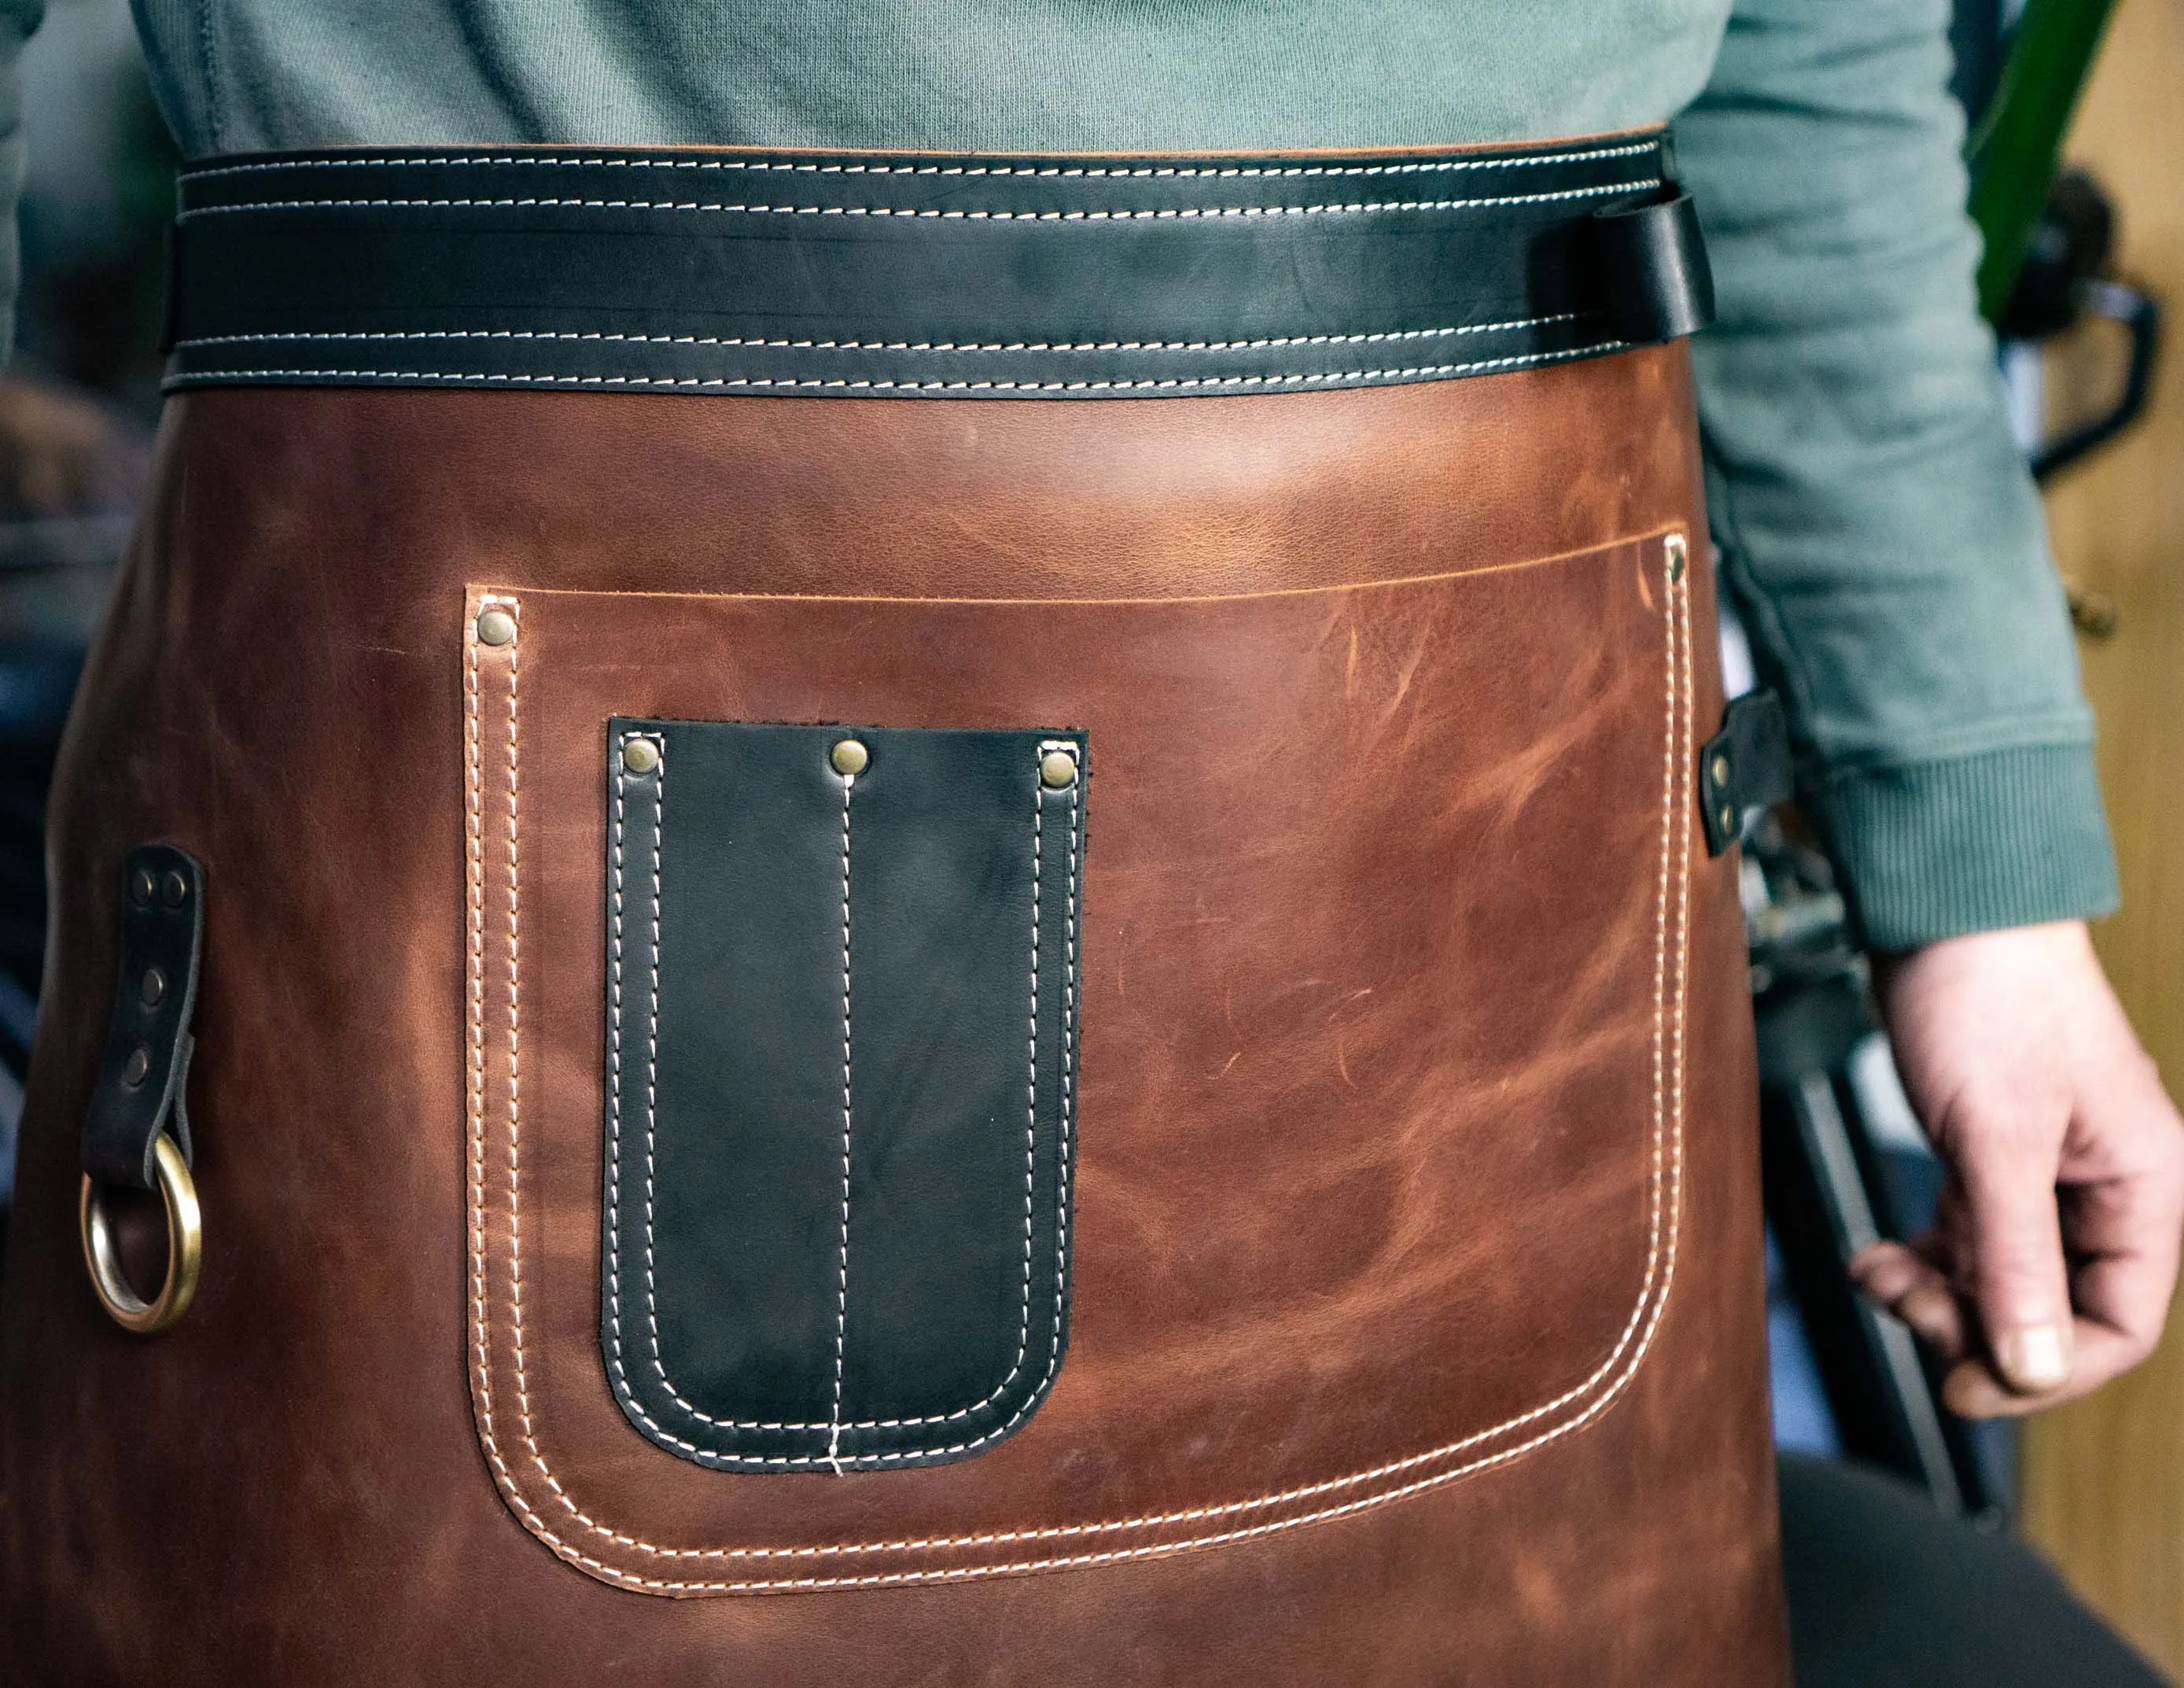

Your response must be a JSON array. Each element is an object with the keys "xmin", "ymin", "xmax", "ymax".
[{"xmin": 79, "ymin": 844, "xmax": 208, "ymax": 1333}]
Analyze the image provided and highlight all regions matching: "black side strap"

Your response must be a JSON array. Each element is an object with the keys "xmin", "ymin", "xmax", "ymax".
[
  {"xmin": 1593, "ymin": 190, "xmax": 1715, "ymax": 345},
  {"xmin": 1700, "ymin": 691, "xmax": 1793, "ymax": 856},
  {"xmin": 81, "ymin": 846, "xmax": 204, "ymax": 1189}
]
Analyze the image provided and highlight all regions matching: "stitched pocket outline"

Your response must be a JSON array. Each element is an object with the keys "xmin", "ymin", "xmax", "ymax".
[
  {"xmin": 461, "ymin": 532, "xmax": 1697, "ymax": 1595},
  {"xmin": 602, "ymin": 719, "xmax": 1084, "ymax": 1471}
]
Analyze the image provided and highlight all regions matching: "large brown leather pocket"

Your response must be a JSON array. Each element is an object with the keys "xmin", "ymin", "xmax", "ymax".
[{"xmin": 462, "ymin": 527, "xmax": 1696, "ymax": 1594}]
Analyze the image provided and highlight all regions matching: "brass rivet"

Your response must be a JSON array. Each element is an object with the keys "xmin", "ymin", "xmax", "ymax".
[
  {"xmin": 123, "ymin": 1046, "xmax": 151, "ymax": 1088},
  {"xmin": 1040, "ymin": 750, "xmax": 1078, "ymax": 790},
  {"xmin": 140, "ymin": 967, "xmax": 167, "ymax": 1008},
  {"xmin": 130, "ymin": 868, "xmax": 157, "ymax": 907},
  {"xmin": 1720, "ymin": 804, "xmax": 1737, "ymax": 834},
  {"xmin": 1711, "ymin": 754, "xmax": 1732, "ymax": 789},
  {"xmin": 475, "ymin": 606, "xmax": 517, "ymax": 647},
  {"xmin": 622, "ymin": 737, "xmax": 660, "ymax": 776},
  {"xmin": 831, "ymin": 739, "xmax": 870, "ymax": 778},
  {"xmin": 160, "ymin": 871, "xmax": 188, "ymax": 908}
]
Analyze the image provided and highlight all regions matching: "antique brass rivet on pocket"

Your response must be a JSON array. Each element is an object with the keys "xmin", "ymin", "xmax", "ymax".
[
  {"xmin": 1040, "ymin": 750, "xmax": 1078, "ymax": 790},
  {"xmin": 831, "ymin": 739, "xmax": 870, "ymax": 777},
  {"xmin": 475, "ymin": 607, "xmax": 517, "ymax": 647},
  {"xmin": 622, "ymin": 738, "xmax": 661, "ymax": 776}
]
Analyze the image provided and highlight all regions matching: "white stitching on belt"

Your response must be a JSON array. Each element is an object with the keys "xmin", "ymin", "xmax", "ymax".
[
  {"xmin": 170, "ymin": 345, "xmax": 1624, "ymax": 394},
  {"xmin": 186, "ymin": 140, "xmax": 1658, "ymax": 185},
  {"xmin": 178, "ymin": 181, "xmax": 1654, "ymax": 219},
  {"xmin": 465, "ymin": 536, "xmax": 1689, "ymax": 1583},
  {"xmin": 173, "ymin": 315, "xmax": 1582, "ymax": 357}
]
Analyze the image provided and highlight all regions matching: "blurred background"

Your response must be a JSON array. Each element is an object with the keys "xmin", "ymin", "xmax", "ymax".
[
  {"xmin": 0, "ymin": 0, "xmax": 171, "ymax": 1250},
  {"xmin": 1, "ymin": 0, "xmax": 2182, "ymax": 1677}
]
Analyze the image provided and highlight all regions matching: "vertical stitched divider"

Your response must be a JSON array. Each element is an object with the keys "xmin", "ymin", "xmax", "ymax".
[{"xmin": 829, "ymin": 757, "xmax": 856, "ymax": 1473}]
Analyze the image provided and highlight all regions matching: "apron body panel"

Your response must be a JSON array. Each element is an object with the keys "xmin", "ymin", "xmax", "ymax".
[{"xmin": 0, "ymin": 134, "xmax": 1788, "ymax": 1686}]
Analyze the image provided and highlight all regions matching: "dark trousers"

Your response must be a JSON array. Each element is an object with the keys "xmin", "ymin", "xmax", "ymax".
[{"xmin": 1781, "ymin": 1453, "xmax": 2169, "ymax": 1686}]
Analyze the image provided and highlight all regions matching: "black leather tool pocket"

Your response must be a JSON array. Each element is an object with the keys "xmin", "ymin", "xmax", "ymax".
[{"xmin": 601, "ymin": 719, "xmax": 1084, "ymax": 1472}]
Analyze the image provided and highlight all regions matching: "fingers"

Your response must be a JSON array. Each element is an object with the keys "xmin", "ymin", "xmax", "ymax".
[
  {"xmin": 1862, "ymin": 923, "xmax": 2184, "ymax": 1415},
  {"xmin": 1939, "ymin": 1320, "xmax": 2145, "ymax": 1419},
  {"xmin": 1951, "ymin": 1113, "xmax": 2075, "ymax": 1393},
  {"xmin": 2058, "ymin": 1170, "xmax": 2184, "ymax": 1359},
  {"xmin": 1853, "ymin": 1242, "xmax": 2095, "ymax": 1418},
  {"xmin": 1855, "ymin": 1156, "xmax": 2184, "ymax": 1417},
  {"xmin": 1848, "ymin": 1240, "xmax": 1969, "ymax": 1363}
]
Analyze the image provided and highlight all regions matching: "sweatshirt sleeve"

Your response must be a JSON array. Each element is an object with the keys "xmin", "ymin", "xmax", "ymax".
[{"xmin": 1673, "ymin": 0, "xmax": 2119, "ymax": 949}]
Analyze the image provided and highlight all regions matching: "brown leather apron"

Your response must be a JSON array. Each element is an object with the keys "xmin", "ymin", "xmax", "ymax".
[{"xmin": 0, "ymin": 135, "xmax": 1789, "ymax": 1683}]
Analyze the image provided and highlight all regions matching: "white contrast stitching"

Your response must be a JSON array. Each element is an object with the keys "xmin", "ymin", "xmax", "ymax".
[
  {"xmin": 1044, "ymin": 741, "xmax": 1083, "ymax": 1379},
  {"xmin": 465, "ymin": 535, "xmax": 1689, "ymax": 1585},
  {"xmin": 498, "ymin": 603, "xmax": 556, "ymax": 1502},
  {"xmin": 172, "ymin": 315, "xmax": 1581, "ymax": 357},
  {"xmin": 168, "ymin": 345, "xmax": 1619, "ymax": 395},
  {"xmin": 180, "ymin": 182, "xmax": 1652, "ymax": 221},
  {"xmin": 464, "ymin": 597, "xmax": 499, "ymax": 1529},
  {"xmin": 605, "ymin": 740, "xmax": 635, "ymax": 1424},
  {"xmin": 828, "ymin": 766, "xmax": 856, "ymax": 1471},
  {"xmin": 187, "ymin": 141, "xmax": 1656, "ymax": 185}
]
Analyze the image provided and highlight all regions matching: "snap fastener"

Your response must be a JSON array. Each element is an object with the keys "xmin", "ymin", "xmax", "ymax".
[
  {"xmin": 131, "ymin": 868, "xmax": 157, "ymax": 907},
  {"xmin": 123, "ymin": 1046, "xmax": 151, "ymax": 1088},
  {"xmin": 622, "ymin": 737, "xmax": 661, "ymax": 775},
  {"xmin": 140, "ymin": 967, "xmax": 167, "ymax": 1008},
  {"xmin": 831, "ymin": 739, "xmax": 870, "ymax": 777},
  {"xmin": 475, "ymin": 606, "xmax": 517, "ymax": 647},
  {"xmin": 160, "ymin": 871, "xmax": 189, "ymax": 908},
  {"xmin": 1040, "ymin": 750, "xmax": 1079, "ymax": 790}
]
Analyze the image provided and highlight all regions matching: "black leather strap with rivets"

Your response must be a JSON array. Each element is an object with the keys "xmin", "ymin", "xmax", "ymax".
[
  {"xmin": 81, "ymin": 846, "xmax": 204, "ymax": 1189},
  {"xmin": 600, "ymin": 719, "xmax": 1083, "ymax": 1471},
  {"xmin": 163, "ymin": 133, "xmax": 1711, "ymax": 399},
  {"xmin": 1700, "ymin": 691, "xmax": 1794, "ymax": 856}
]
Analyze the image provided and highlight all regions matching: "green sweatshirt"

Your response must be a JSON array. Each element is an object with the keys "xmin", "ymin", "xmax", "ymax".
[{"xmin": 5, "ymin": 0, "xmax": 2118, "ymax": 947}]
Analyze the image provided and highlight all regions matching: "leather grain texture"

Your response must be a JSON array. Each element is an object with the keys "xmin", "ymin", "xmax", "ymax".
[
  {"xmin": 600, "ymin": 720, "xmax": 1082, "ymax": 1471},
  {"xmin": 163, "ymin": 135, "xmax": 1703, "ymax": 397},
  {"xmin": 0, "ymin": 348, "xmax": 1789, "ymax": 1684}
]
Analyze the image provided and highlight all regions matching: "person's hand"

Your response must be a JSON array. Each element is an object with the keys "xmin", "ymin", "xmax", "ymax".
[{"xmin": 1848, "ymin": 920, "xmax": 2184, "ymax": 1417}]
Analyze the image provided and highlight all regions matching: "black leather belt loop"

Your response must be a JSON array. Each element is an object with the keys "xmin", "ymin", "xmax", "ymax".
[
  {"xmin": 1593, "ymin": 190, "xmax": 1714, "ymax": 347},
  {"xmin": 82, "ymin": 846, "xmax": 204, "ymax": 1190},
  {"xmin": 163, "ymin": 131, "xmax": 1713, "ymax": 398}
]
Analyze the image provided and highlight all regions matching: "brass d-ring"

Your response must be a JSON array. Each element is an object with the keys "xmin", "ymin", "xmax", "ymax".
[{"xmin": 79, "ymin": 1133, "xmax": 201, "ymax": 1335}]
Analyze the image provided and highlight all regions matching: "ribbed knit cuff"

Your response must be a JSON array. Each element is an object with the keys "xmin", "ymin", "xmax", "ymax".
[{"xmin": 1817, "ymin": 743, "xmax": 2120, "ymax": 952}]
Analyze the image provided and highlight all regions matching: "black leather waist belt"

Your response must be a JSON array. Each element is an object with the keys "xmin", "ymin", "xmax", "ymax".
[{"xmin": 164, "ymin": 133, "xmax": 1711, "ymax": 398}]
